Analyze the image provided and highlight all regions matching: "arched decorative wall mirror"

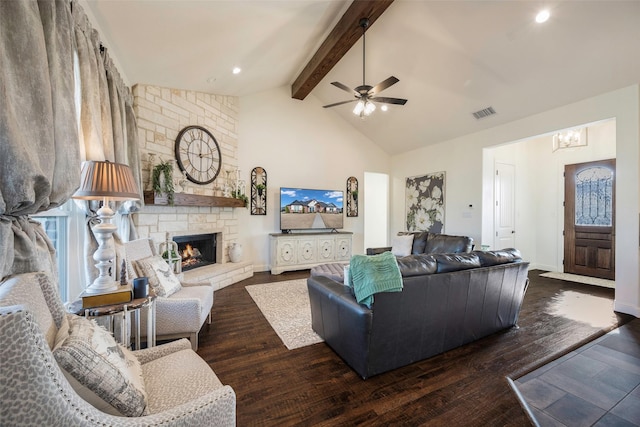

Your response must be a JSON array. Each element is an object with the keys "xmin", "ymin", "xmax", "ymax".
[
  {"xmin": 251, "ymin": 167, "xmax": 267, "ymax": 215},
  {"xmin": 346, "ymin": 176, "xmax": 358, "ymax": 217}
]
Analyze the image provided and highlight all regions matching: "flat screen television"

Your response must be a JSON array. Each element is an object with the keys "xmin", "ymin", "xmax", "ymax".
[{"xmin": 280, "ymin": 187, "xmax": 344, "ymax": 232}]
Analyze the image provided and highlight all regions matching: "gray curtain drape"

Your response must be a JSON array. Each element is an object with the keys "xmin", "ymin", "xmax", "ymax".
[
  {"xmin": 0, "ymin": 0, "xmax": 78, "ymax": 280},
  {"xmin": 72, "ymin": 3, "xmax": 142, "ymax": 284}
]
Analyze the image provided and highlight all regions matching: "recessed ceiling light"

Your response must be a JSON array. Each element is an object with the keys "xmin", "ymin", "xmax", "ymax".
[
  {"xmin": 380, "ymin": 105, "xmax": 388, "ymax": 112},
  {"xmin": 232, "ymin": 67, "xmax": 242, "ymax": 75},
  {"xmin": 536, "ymin": 9, "xmax": 550, "ymax": 23}
]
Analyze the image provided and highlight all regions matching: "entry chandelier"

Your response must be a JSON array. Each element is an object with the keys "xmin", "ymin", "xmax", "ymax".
[{"xmin": 552, "ymin": 128, "xmax": 588, "ymax": 151}]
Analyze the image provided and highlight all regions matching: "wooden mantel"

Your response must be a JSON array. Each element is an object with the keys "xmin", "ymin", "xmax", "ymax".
[{"xmin": 143, "ymin": 191, "xmax": 246, "ymax": 208}]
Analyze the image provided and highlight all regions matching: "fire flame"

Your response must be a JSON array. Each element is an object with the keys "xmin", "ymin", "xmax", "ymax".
[{"xmin": 183, "ymin": 244, "xmax": 194, "ymax": 259}]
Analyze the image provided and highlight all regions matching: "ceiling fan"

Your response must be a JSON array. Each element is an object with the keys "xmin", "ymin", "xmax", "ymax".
[{"xmin": 323, "ymin": 18, "xmax": 408, "ymax": 117}]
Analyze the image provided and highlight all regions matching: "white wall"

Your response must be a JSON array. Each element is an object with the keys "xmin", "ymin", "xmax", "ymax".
[
  {"xmin": 238, "ymin": 86, "xmax": 390, "ymax": 271},
  {"xmin": 487, "ymin": 119, "xmax": 616, "ymax": 271},
  {"xmin": 391, "ymin": 85, "xmax": 640, "ymax": 317}
]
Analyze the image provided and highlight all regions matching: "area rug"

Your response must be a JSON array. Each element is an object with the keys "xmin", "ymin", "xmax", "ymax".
[
  {"xmin": 245, "ymin": 279, "xmax": 323, "ymax": 350},
  {"xmin": 540, "ymin": 271, "xmax": 615, "ymax": 289}
]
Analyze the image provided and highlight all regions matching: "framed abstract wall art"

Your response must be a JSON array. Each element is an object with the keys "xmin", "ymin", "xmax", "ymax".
[{"xmin": 405, "ymin": 171, "xmax": 445, "ymax": 233}]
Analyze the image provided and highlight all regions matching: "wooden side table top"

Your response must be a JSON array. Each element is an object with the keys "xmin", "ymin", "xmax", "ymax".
[
  {"xmin": 83, "ymin": 294, "xmax": 156, "ymax": 317},
  {"xmin": 67, "ymin": 293, "xmax": 156, "ymax": 317}
]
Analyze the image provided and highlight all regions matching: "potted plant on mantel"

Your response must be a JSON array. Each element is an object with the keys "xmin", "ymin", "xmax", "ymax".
[
  {"xmin": 152, "ymin": 160, "xmax": 175, "ymax": 205},
  {"xmin": 232, "ymin": 189, "xmax": 248, "ymax": 207}
]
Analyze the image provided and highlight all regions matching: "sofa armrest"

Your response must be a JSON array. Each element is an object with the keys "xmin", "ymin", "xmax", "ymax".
[
  {"xmin": 180, "ymin": 280, "xmax": 213, "ymax": 288},
  {"xmin": 366, "ymin": 246, "xmax": 392, "ymax": 255},
  {"xmin": 133, "ymin": 385, "xmax": 236, "ymax": 426},
  {"xmin": 134, "ymin": 338, "xmax": 191, "ymax": 364},
  {"xmin": 307, "ymin": 276, "xmax": 373, "ymax": 378}
]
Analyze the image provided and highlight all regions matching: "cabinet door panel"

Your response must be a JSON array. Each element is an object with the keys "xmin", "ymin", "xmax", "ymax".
[
  {"xmin": 335, "ymin": 238, "xmax": 352, "ymax": 261},
  {"xmin": 318, "ymin": 238, "xmax": 335, "ymax": 261},
  {"xmin": 276, "ymin": 239, "xmax": 297, "ymax": 265},
  {"xmin": 298, "ymin": 239, "xmax": 317, "ymax": 263}
]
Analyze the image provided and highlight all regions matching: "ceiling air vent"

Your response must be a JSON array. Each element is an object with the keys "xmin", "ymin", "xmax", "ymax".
[{"xmin": 472, "ymin": 106, "xmax": 496, "ymax": 120}]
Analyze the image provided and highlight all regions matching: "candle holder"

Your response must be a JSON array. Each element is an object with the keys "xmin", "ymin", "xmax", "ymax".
[{"xmin": 223, "ymin": 170, "xmax": 233, "ymax": 197}]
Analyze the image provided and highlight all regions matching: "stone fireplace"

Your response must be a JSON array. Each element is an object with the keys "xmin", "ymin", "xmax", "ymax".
[
  {"xmin": 132, "ymin": 84, "xmax": 252, "ymax": 290},
  {"xmin": 173, "ymin": 232, "xmax": 223, "ymax": 272}
]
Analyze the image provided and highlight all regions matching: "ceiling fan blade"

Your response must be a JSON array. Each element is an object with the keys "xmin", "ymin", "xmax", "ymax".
[
  {"xmin": 323, "ymin": 99, "xmax": 359, "ymax": 108},
  {"xmin": 371, "ymin": 96, "xmax": 408, "ymax": 105},
  {"xmin": 369, "ymin": 76, "xmax": 400, "ymax": 95},
  {"xmin": 331, "ymin": 81, "xmax": 359, "ymax": 97}
]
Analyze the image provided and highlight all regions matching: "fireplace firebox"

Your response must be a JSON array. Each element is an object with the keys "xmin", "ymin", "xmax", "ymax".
[{"xmin": 172, "ymin": 233, "xmax": 217, "ymax": 271}]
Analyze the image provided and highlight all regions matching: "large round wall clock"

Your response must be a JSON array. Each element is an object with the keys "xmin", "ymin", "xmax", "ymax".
[{"xmin": 174, "ymin": 125, "xmax": 222, "ymax": 185}]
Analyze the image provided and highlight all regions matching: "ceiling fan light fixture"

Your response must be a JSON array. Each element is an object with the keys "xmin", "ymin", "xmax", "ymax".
[
  {"xmin": 324, "ymin": 17, "xmax": 407, "ymax": 115},
  {"xmin": 364, "ymin": 100, "xmax": 376, "ymax": 115},
  {"xmin": 353, "ymin": 99, "xmax": 376, "ymax": 118}
]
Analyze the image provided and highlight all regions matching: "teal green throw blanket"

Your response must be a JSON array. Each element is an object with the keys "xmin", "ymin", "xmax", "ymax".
[{"xmin": 348, "ymin": 252, "xmax": 403, "ymax": 308}]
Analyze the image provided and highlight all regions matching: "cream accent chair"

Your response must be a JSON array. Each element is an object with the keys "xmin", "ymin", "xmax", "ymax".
[
  {"xmin": 0, "ymin": 271, "xmax": 235, "ymax": 426},
  {"xmin": 124, "ymin": 238, "xmax": 214, "ymax": 351}
]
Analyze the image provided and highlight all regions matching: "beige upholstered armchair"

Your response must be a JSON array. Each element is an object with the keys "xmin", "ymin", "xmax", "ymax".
[
  {"xmin": 124, "ymin": 238, "xmax": 214, "ymax": 351},
  {"xmin": 0, "ymin": 272, "xmax": 235, "ymax": 426}
]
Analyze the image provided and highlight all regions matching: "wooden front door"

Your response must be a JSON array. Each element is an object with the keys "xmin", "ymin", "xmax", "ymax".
[{"xmin": 564, "ymin": 159, "xmax": 615, "ymax": 279}]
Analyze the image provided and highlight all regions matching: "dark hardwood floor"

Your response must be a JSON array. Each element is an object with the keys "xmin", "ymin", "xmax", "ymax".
[{"xmin": 196, "ymin": 270, "xmax": 634, "ymax": 426}]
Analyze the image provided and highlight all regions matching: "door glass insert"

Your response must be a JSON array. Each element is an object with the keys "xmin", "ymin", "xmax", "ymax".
[{"xmin": 575, "ymin": 166, "xmax": 613, "ymax": 226}]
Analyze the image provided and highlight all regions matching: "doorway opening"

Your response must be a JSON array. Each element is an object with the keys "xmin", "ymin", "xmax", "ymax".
[{"xmin": 482, "ymin": 118, "xmax": 616, "ymax": 281}]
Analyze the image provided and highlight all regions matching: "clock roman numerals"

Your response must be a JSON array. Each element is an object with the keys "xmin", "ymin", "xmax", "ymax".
[{"xmin": 175, "ymin": 125, "xmax": 222, "ymax": 185}]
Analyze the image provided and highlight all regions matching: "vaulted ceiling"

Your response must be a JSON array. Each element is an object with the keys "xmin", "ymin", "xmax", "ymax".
[{"xmin": 84, "ymin": 0, "xmax": 640, "ymax": 155}]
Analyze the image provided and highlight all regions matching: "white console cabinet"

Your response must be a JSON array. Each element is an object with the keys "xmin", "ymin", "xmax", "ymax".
[{"xmin": 269, "ymin": 232, "xmax": 352, "ymax": 274}]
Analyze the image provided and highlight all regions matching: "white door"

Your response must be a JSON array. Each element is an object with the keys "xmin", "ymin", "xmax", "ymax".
[
  {"xmin": 494, "ymin": 162, "xmax": 516, "ymax": 250},
  {"xmin": 364, "ymin": 172, "xmax": 389, "ymax": 249}
]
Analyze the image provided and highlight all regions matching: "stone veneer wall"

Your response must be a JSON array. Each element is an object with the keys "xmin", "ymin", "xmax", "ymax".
[{"xmin": 132, "ymin": 84, "xmax": 241, "ymax": 263}]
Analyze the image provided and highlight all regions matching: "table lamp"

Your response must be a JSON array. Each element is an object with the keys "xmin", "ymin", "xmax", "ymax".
[{"xmin": 73, "ymin": 160, "xmax": 140, "ymax": 293}]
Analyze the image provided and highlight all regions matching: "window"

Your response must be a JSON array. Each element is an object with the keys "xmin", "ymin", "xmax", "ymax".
[{"xmin": 32, "ymin": 207, "xmax": 69, "ymax": 301}]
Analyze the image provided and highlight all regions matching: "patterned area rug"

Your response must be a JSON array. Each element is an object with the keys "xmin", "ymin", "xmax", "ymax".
[
  {"xmin": 540, "ymin": 271, "xmax": 615, "ymax": 289},
  {"xmin": 245, "ymin": 279, "xmax": 323, "ymax": 350}
]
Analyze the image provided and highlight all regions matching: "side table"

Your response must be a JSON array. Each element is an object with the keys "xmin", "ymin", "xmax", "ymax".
[{"xmin": 70, "ymin": 295, "xmax": 157, "ymax": 350}]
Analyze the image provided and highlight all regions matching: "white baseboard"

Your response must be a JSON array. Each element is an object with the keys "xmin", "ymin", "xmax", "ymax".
[
  {"xmin": 614, "ymin": 301, "xmax": 640, "ymax": 317},
  {"xmin": 529, "ymin": 263, "xmax": 557, "ymax": 272}
]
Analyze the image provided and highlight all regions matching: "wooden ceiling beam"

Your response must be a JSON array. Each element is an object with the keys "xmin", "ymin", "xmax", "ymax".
[{"xmin": 291, "ymin": 0, "xmax": 394, "ymax": 100}]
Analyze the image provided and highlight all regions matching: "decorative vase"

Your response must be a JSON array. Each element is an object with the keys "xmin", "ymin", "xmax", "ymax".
[{"xmin": 229, "ymin": 242, "xmax": 242, "ymax": 263}]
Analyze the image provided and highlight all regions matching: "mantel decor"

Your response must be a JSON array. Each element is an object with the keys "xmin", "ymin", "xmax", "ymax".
[
  {"xmin": 251, "ymin": 167, "xmax": 267, "ymax": 215},
  {"xmin": 405, "ymin": 171, "xmax": 445, "ymax": 233},
  {"xmin": 346, "ymin": 176, "xmax": 358, "ymax": 217},
  {"xmin": 143, "ymin": 191, "xmax": 245, "ymax": 208},
  {"xmin": 152, "ymin": 159, "xmax": 175, "ymax": 205}
]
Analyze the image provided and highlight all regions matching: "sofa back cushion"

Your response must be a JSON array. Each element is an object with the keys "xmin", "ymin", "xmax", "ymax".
[
  {"xmin": 474, "ymin": 248, "xmax": 522, "ymax": 267},
  {"xmin": 432, "ymin": 253, "xmax": 481, "ymax": 273},
  {"xmin": 396, "ymin": 254, "xmax": 437, "ymax": 277},
  {"xmin": 425, "ymin": 233, "xmax": 473, "ymax": 254}
]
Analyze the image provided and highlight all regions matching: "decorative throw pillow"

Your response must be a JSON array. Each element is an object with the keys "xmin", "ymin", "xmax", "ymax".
[
  {"xmin": 133, "ymin": 255, "xmax": 182, "ymax": 297},
  {"xmin": 391, "ymin": 234, "xmax": 414, "ymax": 257},
  {"xmin": 53, "ymin": 315, "xmax": 147, "ymax": 417}
]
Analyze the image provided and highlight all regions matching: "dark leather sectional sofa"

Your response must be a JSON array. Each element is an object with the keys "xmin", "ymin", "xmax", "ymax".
[{"xmin": 307, "ymin": 234, "xmax": 530, "ymax": 379}]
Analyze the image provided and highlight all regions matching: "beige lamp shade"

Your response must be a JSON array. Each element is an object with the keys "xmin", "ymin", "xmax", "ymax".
[{"xmin": 73, "ymin": 160, "xmax": 140, "ymax": 200}]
